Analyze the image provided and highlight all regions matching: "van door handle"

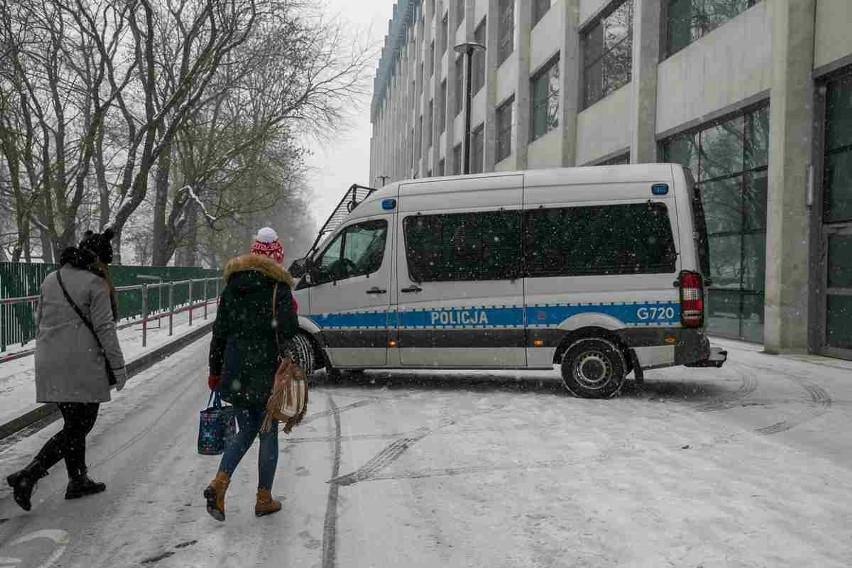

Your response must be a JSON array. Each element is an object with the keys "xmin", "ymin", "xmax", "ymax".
[
  {"xmin": 401, "ymin": 285, "xmax": 422, "ymax": 293},
  {"xmin": 366, "ymin": 287, "xmax": 387, "ymax": 295}
]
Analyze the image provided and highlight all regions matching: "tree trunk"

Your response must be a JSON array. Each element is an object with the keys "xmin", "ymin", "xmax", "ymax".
[
  {"xmin": 178, "ymin": 201, "xmax": 199, "ymax": 267},
  {"xmin": 40, "ymin": 230, "xmax": 54, "ymax": 264},
  {"xmin": 151, "ymin": 141, "xmax": 173, "ymax": 266}
]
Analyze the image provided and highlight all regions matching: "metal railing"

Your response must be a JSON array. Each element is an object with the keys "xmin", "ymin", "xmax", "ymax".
[{"xmin": 0, "ymin": 276, "xmax": 221, "ymax": 356}]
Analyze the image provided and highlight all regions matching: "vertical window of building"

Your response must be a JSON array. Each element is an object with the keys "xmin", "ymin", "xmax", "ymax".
[
  {"xmin": 666, "ymin": 0, "xmax": 758, "ymax": 57},
  {"xmin": 532, "ymin": 0, "xmax": 551, "ymax": 27},
  {"xmin": 496, "ymin": 96, "xmax": 514, "ymax": 163},
  {"xmin": 471, "ymin": 123, "xmax": 485, "ymax": 174},
  {"xmin": 438, "ymin": 158, "xmax": 446, "ymax": 176},
  {"xmin": 453, "ymin": 144, "xmax": 462, "ymax": 175},
  {"xmin": 419, "ymin": 62, "xmax": 424, "ymax": 97},
  {"xmin": 455, "ymin": 56, "xmax": 465, "ymax": 117},
  {"xmin": 661, "ymin": 104, "xmax": 769, "ymax": 342},
  {"xmin": 472, "ymin": 18, "xmax": 487, "ymax": 95},
  {"xmin": 582, "ymin": 0, "xmax": 633, "ymax": 109},
  {"xmin": 497, "ymin": 0, "xmax": 514, "ymax": 66},
  {"xmin": 415, "ymin": 115, "xmax": 423, "ymax": 160},
  {"xmin": 427, "ymin": 100, "xmax": 434, "ymax": 149},
  {"xmin": 530, "ymin": 56, "xmax": 560, "ymax": 142},
  {"xmin": 442, "ymin": 14, "xmax": 449, "ymax": 55},
  {"xmin": 821, "ymin": 74, "xmax": 852, "ymax": 350},
  {"xmin": 456, "ymin": 0, "xmax": 465, "ymax": 30},
  {"xmin": 439, "ymin": 80, "xmax": 448, "ymax": 134},
  {"xmin": 429, "ymin": 41, "xmax": 435, "ymax": 77}
]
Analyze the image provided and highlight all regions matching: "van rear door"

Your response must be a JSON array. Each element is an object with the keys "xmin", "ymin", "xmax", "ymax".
[{"xmin": 394, "ymin": 175, "xmax": 526, "ymax": 368}]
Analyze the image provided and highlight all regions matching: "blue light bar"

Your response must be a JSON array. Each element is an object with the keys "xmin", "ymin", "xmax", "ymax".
[
  {"xmin": 382, "ymin": 198, "xmax": 397, "ymax": 210},
  {"xmin": 652, "ymin": 184, "xmax": 669, "ymax": 196}
]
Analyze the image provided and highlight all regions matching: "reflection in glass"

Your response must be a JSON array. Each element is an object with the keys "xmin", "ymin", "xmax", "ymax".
[
  {"xmin": 702, "ymin": 176, "xmax": 742, "ymax": 235},
  {"xmin": 699, "ymin": 116, "xmax": 744, "ymax": 181},
  {"xmin": 825, "ymin": 150, "xmax": 852, "ymax": 222},
  {"xmin": 827, "ymin": 295, "xmax": 852, "ymax": 349},
  {"xmin": 743, "ymin": 171, "xmax": 768, "ymax": 231},
  {"xmin": 826, "ymin": 74, "xmax": 852, "ymax": 152},
  {"xmin": 746, "ymin": 107, "xmax": 770, "ymax": 170},
  {"xmin": 742, "ymin": 233, "xmax": 766, "ymax": 292},
  {"xmin": 828, "ymin": 234, "xmax": 852, "ymax": 289},
  {"xmin": 708, "ymin": 235, "xmax": 742, "ymax": 289}
]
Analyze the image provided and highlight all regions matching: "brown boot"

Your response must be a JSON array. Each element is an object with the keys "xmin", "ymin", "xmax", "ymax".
[
  {"xmin": 203, "ymin": 472, "xmax": 230, "ymax": 521},
  {"xmin": 255, "ymin": 488, "xmax": 282, "ymax": 517}
]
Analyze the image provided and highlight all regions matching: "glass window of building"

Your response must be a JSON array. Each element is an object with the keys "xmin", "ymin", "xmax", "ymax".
[
  {"xmin": 429, "ymin": 41, "xmax": 435, "ymax": 77},
  {"xmin": 453, "ymin": 144, "xmax": 462, "ymax": 175},
  {"xmin": 419, "ymin": 62, "xmax": 424, "ymax": 97},
  {"xmin": 666, "ymin": 0, "xmax": 758, "ymax": 57},
  {"xmin": 456, "ymin": 0, "xmax": 465, "ymax": 30},
  {"xmin": 498, "ymin": 0, "xmax": 514, "ymax": 66},
  {"xmin": 455, "ymin": 56, "xmax": 464, "ymax": 117},
  {"xmin": 822, "ymin": 73, "xmax": 852, "ymax": 351},
  {"xmin": 472, "ymin": 18, "xmax": 487, "ymax": 95},
  {"xmin": 415, "ymin": 115, "xmax": 423, "ymax": 159},
  {"xmin": 496, "ymin": 96, "xmax": 514, "ymax": 163},
  {"xmin": 471, "ymin": 123, "xmax": 485, "ymax": 174},
  {"xmin": 438, "ymin": 80, "xmax": 447, "ymax": 134},
  {"xmin": 533, "ymin": 0, "xmax": 551, "ymax": 27},
  {"xmin": 582, "ymin": 0, "xmax": 633, "ymax": 109},
  {"xmin": 597, "ymin": 153, "xmax": 630, "ymax": 166},
  {"xmin": 442, "ymin": 14, "xmax": 449, "ymax": 55},
  {"xmin": 438, "ymin": 158, "xmax": 445, "ymax": 176},
  {"xmin": 426, "ymin": 100, "xmax": 434, "ymax": 149},
  {"xmin": 661, "ymin": 104, "xmax": 769, "ymax": 342},
  {"xmin": 530, "ymin": 56, "xmax": 560, "ymax": 142}
]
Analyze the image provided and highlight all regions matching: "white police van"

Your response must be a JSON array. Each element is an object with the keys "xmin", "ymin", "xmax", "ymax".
[{"xmin": 288, "ymin": 165, "xmax": 726, "ymax": 398}]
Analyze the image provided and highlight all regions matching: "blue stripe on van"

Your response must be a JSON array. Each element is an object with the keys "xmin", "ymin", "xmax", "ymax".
[
  {"xmin": 526, "ymin": 302, "xmax": 681, "ymax": 328},
  {"xmin": 307, "ymin": 301, "xmax": 681, "ymax": 330}
]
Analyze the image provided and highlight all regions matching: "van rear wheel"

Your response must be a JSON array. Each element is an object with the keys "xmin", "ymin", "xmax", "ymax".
[{"xmin": 560, "ymin": 337, "xmax": 626, "ymax": 399}]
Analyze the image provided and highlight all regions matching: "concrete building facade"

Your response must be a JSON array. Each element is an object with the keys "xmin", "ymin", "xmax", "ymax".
[{"xmin": 369, "ymin": 0, "xmax": 852, "ymax": 358}]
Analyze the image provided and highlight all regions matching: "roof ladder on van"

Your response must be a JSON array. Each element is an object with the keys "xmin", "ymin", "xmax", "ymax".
[{"xmin": 304, "ymin": 183, "xmax": 376, "ymax": 261}]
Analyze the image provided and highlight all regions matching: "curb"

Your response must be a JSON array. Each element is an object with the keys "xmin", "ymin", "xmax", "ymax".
[{"xmin": 0, "ymin": 321, "xmax": 214, "ymax": 442}]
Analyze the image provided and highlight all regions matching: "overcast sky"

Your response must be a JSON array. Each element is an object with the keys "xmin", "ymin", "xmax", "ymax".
[{"xmin": 304, "ymin": 0, "xmax": 395, "ymax": 225}]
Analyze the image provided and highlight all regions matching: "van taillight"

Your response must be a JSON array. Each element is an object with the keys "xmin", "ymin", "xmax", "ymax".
[{"xmin": 679, "ymin": 271, "xmax": 704, "ymax": 328}]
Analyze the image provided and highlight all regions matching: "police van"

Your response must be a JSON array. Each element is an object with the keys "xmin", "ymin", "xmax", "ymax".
[{"xmin": 288, "ymin": 165, "xmax": 726, "ymax": 398}]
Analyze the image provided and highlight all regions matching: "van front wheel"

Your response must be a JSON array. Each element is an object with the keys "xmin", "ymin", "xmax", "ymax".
[{"xmin": 560, "ymin": 338, "xmax": 626, "ymax": 399}]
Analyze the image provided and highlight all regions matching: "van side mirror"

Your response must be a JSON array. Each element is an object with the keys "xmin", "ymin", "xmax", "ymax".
[{"xmin": 289, "ymin": 258, "xmax": 308, "ymax": 279}]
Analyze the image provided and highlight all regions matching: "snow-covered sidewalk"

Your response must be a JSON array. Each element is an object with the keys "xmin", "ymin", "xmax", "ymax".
[{"xmin": 0, "ymin": 304, "xmax": 217, "ymax": 429}]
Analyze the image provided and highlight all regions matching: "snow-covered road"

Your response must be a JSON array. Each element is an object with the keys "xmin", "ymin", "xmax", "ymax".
[{"xmin": 1, "ymin": 338, "xmax": 852, "ymax": 567}]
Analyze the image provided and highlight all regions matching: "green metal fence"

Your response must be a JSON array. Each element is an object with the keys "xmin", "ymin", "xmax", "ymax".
[{"xmin": 0, "ymin": 263, "xmax": 222, "ymax": 352}]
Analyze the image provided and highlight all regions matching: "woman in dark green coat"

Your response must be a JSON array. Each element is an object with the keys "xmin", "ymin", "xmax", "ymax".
[{"xmin": 204, "ymin": 228, "xmax": 298, "ymax": 521}]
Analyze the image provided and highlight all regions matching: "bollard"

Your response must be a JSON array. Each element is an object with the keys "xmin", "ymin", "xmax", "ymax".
[
  {"xmin": 141, "ymin": 284, "xmax": 149, "ymax": 348},
  {"xmin": 168, "ymin": 281, "xmax": 175, "ymax": 336},
  {"xmin": 188, "ymin": 279, "xmax": 194, "ymax": 326},
  {"xmin": 204, "ymin": 278, "xmax": 209, "ymax": 320}
]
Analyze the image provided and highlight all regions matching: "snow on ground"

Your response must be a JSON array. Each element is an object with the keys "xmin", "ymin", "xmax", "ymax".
[
  {"xmin": 0, "ymin": 305, "xmax": 217, "ymax": 427},
  {"xmin": 0, "ymin": 338, "xmax": 851, "ymax": 567}
]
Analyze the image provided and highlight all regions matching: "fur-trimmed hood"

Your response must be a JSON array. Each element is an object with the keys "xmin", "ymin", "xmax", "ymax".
[{"xmin": 224, "ymin": 254, "xmax": 293, "ymax": 288}]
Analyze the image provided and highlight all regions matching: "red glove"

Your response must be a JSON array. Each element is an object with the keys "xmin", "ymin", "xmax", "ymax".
[
  {"xmin": 208, "ymin": 374, "xmax": 222, "ymax": 390},
  {"xmin": 291, "ymin": 296, "xmax": 299, "ymax": 313}
]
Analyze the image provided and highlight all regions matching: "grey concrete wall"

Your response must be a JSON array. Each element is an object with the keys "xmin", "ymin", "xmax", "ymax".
[
  {"xmin": 576, "ymin": 84, "xmax": 632, "ymax": 166},
  {"xmin": 814, "ymin": 0, "xmax": 852, "ymax": 70},
  {"xmin": 655, "ymin": 2, "xmax": 771, "ymax": 136},
  {"xmin": 764, "ymin": 0, "xmax": 817, "ymax": 353}
]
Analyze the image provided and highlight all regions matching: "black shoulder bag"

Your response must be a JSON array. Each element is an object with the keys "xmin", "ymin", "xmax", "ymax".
[{"xmin": 56, "ymin": 269, "xmax": 118, "ymax": 386}]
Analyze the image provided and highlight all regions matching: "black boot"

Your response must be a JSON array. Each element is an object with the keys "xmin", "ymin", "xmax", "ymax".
[
  {"xmin": 6, "ymin": 462, "xmax": 47, "ymax": 512},
  {"xmin": 65, "ymin": 472, "xmax": 106, "ymax": 500}
]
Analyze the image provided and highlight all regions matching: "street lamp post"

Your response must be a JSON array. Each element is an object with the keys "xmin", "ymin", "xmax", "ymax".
[{"xmin": 454, "ymin": 41, "xmax": 485, "ymax": 175}]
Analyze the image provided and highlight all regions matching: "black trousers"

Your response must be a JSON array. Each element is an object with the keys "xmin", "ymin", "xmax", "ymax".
[{"xmin": 32, "ymin": 403, "xmax": 100, "ymax": 479}]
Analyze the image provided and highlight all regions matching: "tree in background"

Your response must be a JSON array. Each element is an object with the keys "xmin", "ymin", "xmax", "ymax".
[{"xmin": 0, "ymin": 0, "xmax": 368, "ymax": 265}]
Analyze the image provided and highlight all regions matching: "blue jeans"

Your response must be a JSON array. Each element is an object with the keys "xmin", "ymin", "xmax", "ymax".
[{"xmin": 218, "ymin": 407, "xmax": 278, "ymax": 490}]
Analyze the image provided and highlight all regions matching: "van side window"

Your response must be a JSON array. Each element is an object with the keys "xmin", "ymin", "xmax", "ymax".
[
  {"xmin": 404, "ymin": 211, "xmax": 522, "ymax": 282},
  {"xmin": 524, "ymin": 202, "xmax": 677, "ymax": 277},
  {"xmin": 314, "ymin": 220, "xmax": 388, "ymax": 284}
]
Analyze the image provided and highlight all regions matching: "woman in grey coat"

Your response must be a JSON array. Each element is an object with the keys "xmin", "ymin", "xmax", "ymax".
[{"xmin": 5, "ymin": 229, "xmax": 128, "ymax": 512}]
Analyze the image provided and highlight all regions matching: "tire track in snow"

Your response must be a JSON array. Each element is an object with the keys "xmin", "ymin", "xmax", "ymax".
[
  {"xmin": 321, "ymin": 396, "xmax": 341, "ymax": 568},
  {"xmin": 328, "ymin": 426, "xmax": 434, "ymax": 487},
  {"xmin": 756, "ymin": 380, "xmax": 832, "ymax": 435},
  {"xmin": 695, "ymin": 371, "xmax": 759, "ymax": 412}
]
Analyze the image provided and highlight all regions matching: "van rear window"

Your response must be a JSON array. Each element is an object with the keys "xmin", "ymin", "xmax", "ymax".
[{"xmin": 524, "ymin": 202, "xmax": 677, "ymax": 277}]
